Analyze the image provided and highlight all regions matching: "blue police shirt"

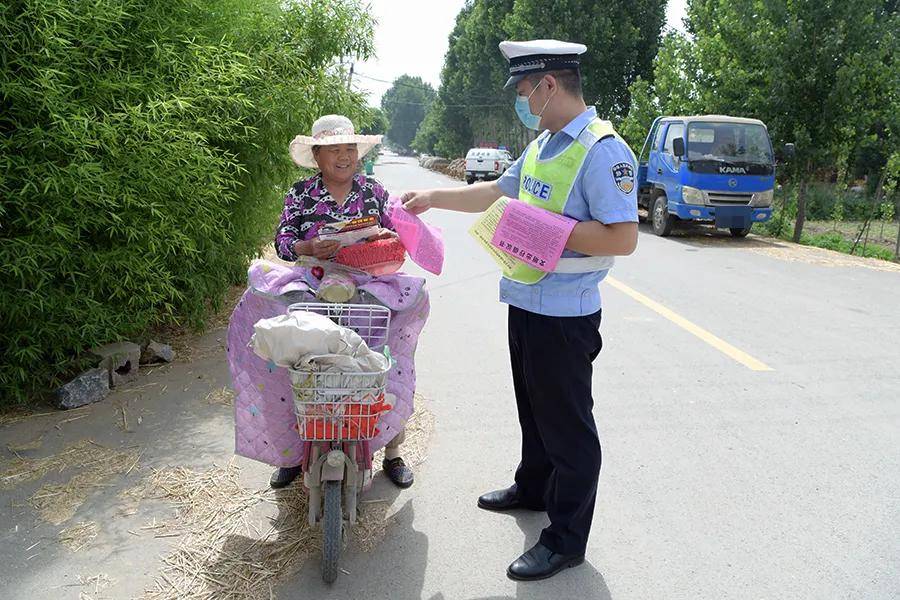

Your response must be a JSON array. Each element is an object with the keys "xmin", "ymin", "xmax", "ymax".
[{"xmin": 496, "ymin": 106, "xmax": 638, "ymax": 317}]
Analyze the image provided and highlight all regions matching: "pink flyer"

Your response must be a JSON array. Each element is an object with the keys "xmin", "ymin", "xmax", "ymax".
[
  {"xmin": 387, "ymin": 197, "xmax": 445, "ymax": 275},
  {"xmin": 490, "ymin": 200, "xmax": 577, "ymax": 272}
]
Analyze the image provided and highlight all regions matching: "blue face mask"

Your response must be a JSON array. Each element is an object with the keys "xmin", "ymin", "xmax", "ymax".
[{"xmin": 515, "ymin": 79, "xmax": 552, "ymax": 131}]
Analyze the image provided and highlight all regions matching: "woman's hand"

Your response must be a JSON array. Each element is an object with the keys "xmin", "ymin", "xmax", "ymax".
[
  {"xmin": 295, "ymin": 238, "xmax": 340, "ymax": 259},
  {"xmin": 310, "ymin": 238, "xmax": 340, "ymax": 259},
  {"xmin": 367, "ymin": 228, "xmax": 398, "ymax": 241}
]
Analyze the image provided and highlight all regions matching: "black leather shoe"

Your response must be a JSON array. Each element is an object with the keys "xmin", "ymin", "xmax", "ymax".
[
  {"xmin": 383, "ymin": 457, "xmax": 414, "ymax": 488},
  {"xmin": 507, "ymin": 542, "xmax": 585, "ymax": 581},
  {"xmin": 269, "ymin": 466, "xmax": 302, "ymax": 489},
  {"xmin": 477, "ymin": 485, "xmax": 544, "ymax": 512}
]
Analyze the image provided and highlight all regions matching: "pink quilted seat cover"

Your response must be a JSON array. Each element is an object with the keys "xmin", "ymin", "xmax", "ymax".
[{"xmin": 226, "ymin": 260, "xmax": 430, "ymax": 467}]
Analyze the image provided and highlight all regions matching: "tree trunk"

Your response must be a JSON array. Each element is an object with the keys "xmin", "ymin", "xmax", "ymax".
[
  {"xmin": 895, "ymin": 216, "xmax": 900, "ymax": 259},
  {"xmin": 895, "ymin": 192, "xmax": 900, "ymax": 260},
  {"xmin": 851, "ymin": 215, "xmax": 872, "ymax": 255},
  {"xmin": 792, "ymin": 180, "xmax": 808, "ymax": 242},
  {"xmin": 864, "ymin": 169, "xmax": 888, "ymax": 251},
  {"xmin": 876, "ymin": 169, "xmax": 888, "ymax": 241},
  {"xmin": 874, "ymin": 167, "xmax": 887, "ymax": 204},
  {"xmin": 775, "ymin": 187, "xmax": 789, "ymax": 238}
]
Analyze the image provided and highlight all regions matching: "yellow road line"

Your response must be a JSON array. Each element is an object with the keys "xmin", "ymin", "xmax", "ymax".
[{"xmin": 606, "ymin": 276, "xmax": 773, "ymax": 372}]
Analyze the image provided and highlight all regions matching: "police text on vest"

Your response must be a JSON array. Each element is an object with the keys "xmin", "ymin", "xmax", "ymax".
[{"xmin": 522, "ymin": 175, "xmax": 553, "ymax": 201}]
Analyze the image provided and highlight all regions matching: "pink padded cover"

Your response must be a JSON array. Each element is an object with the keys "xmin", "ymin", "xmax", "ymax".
[{"xmin": 226, "ymin": 260, "xmax": 430, "ymax": 467}]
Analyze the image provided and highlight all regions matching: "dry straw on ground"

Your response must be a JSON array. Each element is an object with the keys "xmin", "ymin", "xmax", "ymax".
[
  {"xmin": 0, "ymin": 439, "xmax": 140, "ymax": 525},
  {"xmin": 1, "ymin": 439, "xmax": 131, "ymax": 488},
  {"xmin": 135, "ymin": 463, "xmax": 310, "ymax": 599},
  {"xmin": 748, "ymin": 242, "xmax": 900, "ymax": 272},
  {"xmin": 204, "ymin": 386, "xmax": 235, "ymax": 406},
  {"xmin": 59, "ymin": 521, "xmax": 99, "ymax": 552},
  {"xmin": 128, "ymin": 397, "xmax": 432, "ymax": 600},
  {"xmin": 67, "ymin": 573, "xmax": 114, "ymax": 600},
  {"xmin": 672, "ymin": 232, "xmax": 900, "ymax": 272},
  {"xmin": 0, "ymin": 404, "xmax": 92, "ymax": 428},
  {"xmin": 7, "ymin": 435, "xmax": 44, "ymax": 453}
]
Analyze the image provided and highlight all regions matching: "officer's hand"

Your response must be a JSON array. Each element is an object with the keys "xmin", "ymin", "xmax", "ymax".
[{"xmin": 400, "ymin": 190, "xmax": 433, "ymax": 215}]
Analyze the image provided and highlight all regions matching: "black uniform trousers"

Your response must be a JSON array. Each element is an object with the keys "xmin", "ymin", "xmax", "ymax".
[{"xmin": 508, "ymin": 305, "xmax": 603, "ymax": 556}]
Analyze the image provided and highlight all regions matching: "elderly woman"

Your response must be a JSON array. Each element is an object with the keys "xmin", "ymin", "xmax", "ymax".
[
  {"xmin": 226, "ymin": 115, "xmax": 429, "ymax": 492},
  {"xmin": 275, "ymin": 115, "xmax": 396, "ymax": 263}
]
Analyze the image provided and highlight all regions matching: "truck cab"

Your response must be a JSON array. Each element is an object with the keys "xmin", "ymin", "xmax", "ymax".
[{"xmin": 637, "ymin": 115, "xmax": 776, "ymax": 237}]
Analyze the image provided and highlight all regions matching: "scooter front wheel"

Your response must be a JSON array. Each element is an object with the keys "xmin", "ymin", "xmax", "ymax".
[{"xmin": 321, "ymin": 479, "xmax": 342, "ymax": 583}]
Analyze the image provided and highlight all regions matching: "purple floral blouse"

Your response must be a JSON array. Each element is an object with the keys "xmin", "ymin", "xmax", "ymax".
[{"xmin": 275, "ymin": 172, "xmax": 394, "ymax": 261}]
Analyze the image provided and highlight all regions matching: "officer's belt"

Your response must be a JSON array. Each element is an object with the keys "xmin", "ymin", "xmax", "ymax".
[{"xmin": 553, "ymin": 255, "xmax": 616, "ymax": 273}]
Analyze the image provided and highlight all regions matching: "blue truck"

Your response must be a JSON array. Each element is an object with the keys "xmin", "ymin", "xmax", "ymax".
[{"xmin": 637, "ymin": 115, "xmax": 785, "ymax": 237}]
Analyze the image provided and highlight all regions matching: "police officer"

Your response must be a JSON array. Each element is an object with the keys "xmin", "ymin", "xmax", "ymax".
[{"xmin": 402, "ymin": 39, "xmax": 638, "ymax": 581}]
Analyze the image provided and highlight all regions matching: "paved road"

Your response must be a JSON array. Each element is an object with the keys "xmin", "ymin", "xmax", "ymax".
[
  {"xmin": 278, "ymin": 155, "xmax": 900, "ymax": 600},
  {"xmin": 1, "ymin": 154, "xmax": 898, "ymax": 600}
]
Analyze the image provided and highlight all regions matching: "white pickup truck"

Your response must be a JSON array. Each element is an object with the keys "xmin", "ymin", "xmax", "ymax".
[{"xmin": 465, "ymin": 148, "xmax": 513, "ymax": 185}]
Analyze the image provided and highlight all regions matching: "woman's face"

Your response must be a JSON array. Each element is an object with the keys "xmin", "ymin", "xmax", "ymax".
[{"xmin": 314, "ymin": 144, "xmax": 359, "ymax": 183}]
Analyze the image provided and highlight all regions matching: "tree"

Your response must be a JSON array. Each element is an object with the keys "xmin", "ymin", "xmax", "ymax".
[
  {"xmin": 381, "ymin": 75, "xmax": 436, "ymax": 152},
  {"xmin": 360, "ymin": 107, "xmax": 389, "ymax": 136},
  {"xmin": 446, "ymin": 0, "xmax": 517, "ymax": 154},
  {"xmin": 620, "ymin": 0, "xmax": 899, "ymax": 242},
  {"xmin": 618, "ymin": 31, "xmax": 704, "ymax": 149},
  {"xmin": 686, "ymin": 0, "xmax": 898, "ymax": 242},
  {"xmin": 420, "ymin": 1, "xmax": 481, "ymax": 157},
  {"xmin": 504, "ymin": 0, "xmax": 667, "ymax": 119},
  {"xmin": 417, "ymin": 0, "xmax": 667, "ymax": 158},
  {"xmin": 412, "ymin": 98, "xmax": 444, "ymax": 155},
  {"xmin": 0, "ymin": 0, "xmax": 374, "ymax": 405}
]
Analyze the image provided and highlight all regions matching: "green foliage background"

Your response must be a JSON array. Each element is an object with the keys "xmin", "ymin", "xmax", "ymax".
[
  {"xmin": 0, "ymin": 0, "xmax": 375, "ymax": 405},
  {"xmin": 410, "ymin": 0, "xmax": 667, "ymax": 158},
  {"xmin": 619, "ymin": 0, "xmax": 899, "ymax": 243},
  {"xmin": 380, "ymin": 75, "xmax": 436, "ymax": 152}
]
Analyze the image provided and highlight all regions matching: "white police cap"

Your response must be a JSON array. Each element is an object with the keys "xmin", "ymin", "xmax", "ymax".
[{"xmin": 499, "ymin": 39, "xmax": 587, "ymax": 89}]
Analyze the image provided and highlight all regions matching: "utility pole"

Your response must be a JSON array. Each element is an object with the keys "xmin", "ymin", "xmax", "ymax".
[{"xmin": 347, "ymin": 62, "xmax": 354, "ymax": 90}]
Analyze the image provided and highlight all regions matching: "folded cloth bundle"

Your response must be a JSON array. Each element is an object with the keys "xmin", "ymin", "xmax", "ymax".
[{"xmin": 250, "ymin": 311, "xmax": 389, "ymax": 373}]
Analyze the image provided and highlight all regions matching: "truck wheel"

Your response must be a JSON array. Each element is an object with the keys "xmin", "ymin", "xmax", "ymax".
[
  {"xmin": 652, "ymin": 196, "xmax": 674, "ymax": 237},
  {"xmin": 730, "ymin": 226, "xmax": 752, "ymax": 238},
  {"xmin": 466, "ymin": 177, "xmax": 475, "ymax": 185}
]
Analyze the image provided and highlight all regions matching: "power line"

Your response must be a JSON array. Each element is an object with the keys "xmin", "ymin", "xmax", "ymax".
[
  {"xmin": 380, "ymin": 99, "xmax": 508, "ymax": 109},
  {"xmin": 354, "ymin": 71, "xmax": 505, "ymax": 102},
  {"xmin": 354, "ymin": 71, "xmax": 435, "ymax": 89}
]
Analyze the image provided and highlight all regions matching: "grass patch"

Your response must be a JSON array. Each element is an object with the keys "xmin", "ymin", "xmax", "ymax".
[
  {"xmin": 762, "ymin": 201, "xmax": 898, "ymax": 262},
  {"xmin": 799, "ymin": 231, "xmax": 896, "ymax": 261}
]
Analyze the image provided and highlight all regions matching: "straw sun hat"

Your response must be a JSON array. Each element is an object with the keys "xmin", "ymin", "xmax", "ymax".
[{"xmin": 288, "ymin": 114, "xmax": 383, "ymax": 169}]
